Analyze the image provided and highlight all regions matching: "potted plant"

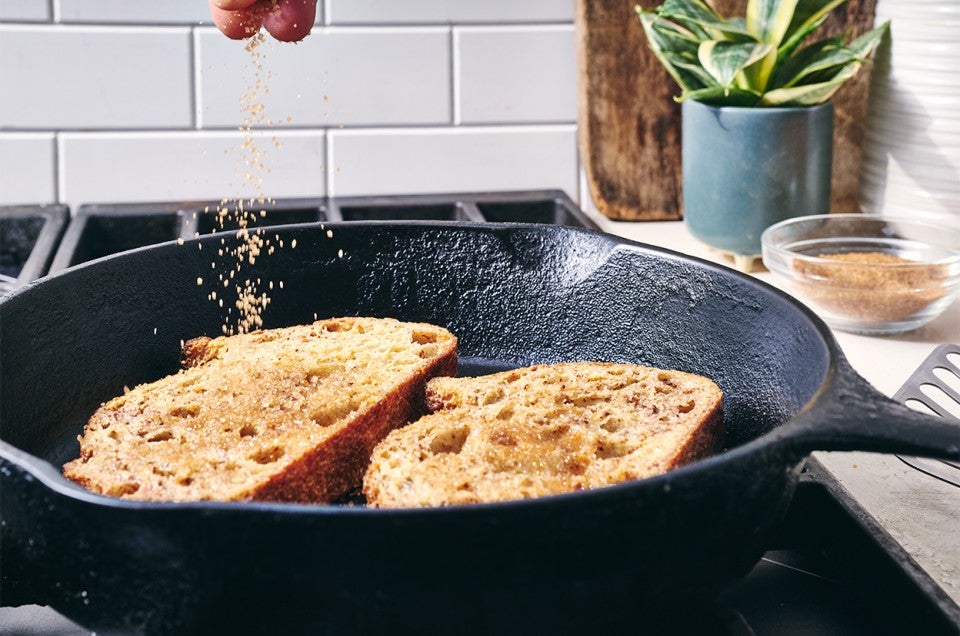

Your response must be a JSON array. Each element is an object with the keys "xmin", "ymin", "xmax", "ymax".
[{"xmin": 636, "ymin": 0, "xmax": 888, "ymax": 268}]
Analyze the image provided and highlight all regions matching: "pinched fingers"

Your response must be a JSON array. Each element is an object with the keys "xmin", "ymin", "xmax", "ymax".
[{"xmin": 209, "ymin": 0, "xmax": 317, "ymax": 42}]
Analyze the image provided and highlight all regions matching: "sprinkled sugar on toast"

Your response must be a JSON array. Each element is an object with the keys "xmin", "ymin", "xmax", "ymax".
[
  {"xmin": 363, "ymin": 362, "xmax": 723, "ymax": 507},
  {"xmin": 64, "ymin": 317, "xmax": 457, "ymax": 503}
]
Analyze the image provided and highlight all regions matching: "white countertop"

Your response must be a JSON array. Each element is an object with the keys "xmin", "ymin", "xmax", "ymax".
[{"xmin": 592, "ymin": 213, "xmax": 960, "ymax": 606}]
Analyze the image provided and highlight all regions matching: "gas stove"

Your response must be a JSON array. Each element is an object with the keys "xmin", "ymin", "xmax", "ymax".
[{"xmin": 0, "ymin": 191, "xmax": 957, "ymax": 635}]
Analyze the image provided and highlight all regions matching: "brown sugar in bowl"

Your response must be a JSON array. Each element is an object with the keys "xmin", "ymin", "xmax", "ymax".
[
  {"xmin": 792, "ymin": 251, "xmax": 950, "ymax": 321},
  {"xmin": 761, "ymin": 215, "xmax": 960, "ymax": 334}
]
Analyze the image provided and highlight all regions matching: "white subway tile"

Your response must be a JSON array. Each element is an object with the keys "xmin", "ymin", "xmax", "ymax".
[
  {"xmin": 327, "ymin": 0, "xmax": 573, "ymax": 24},
  {"xmin": 59, "ymin": 131, "xmax": 325, "ymax": 209},
  {"xmin": 56, "ymin": 1, "xmax": 208, "ymax": 23},
  {"xmin": 328, "ymin": 126, "xmax": 577, "ymax": 197},
  {"xmin": 197, "ymin": 27, "xmax": 450, "ymax": 128},
  {"xmin": 0, "ymin": 0, "xmax": 51, "ymax": 21},
  {"xmin": 0, "ymin": 26, "xmax": 192, "ymax": 129},
  {"xmin": 0, "ymin": 133, "xmax": 56, "ymax": 204},
  {"xmin": 456, "ymin": 26, "xmax": 575, "ymax": 124}
]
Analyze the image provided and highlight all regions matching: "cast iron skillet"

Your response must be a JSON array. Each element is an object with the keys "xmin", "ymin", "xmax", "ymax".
[{"xmin": 1, "ymin": 223, "xmax": 957, "ymax": 634}]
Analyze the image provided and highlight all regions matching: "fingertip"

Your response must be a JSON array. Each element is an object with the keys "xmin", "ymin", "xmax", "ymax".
[
  {"xmin": 262, "ymin": 0, "xmax": 317, "ymax": 43},
  {"xmin": 209, "ymin": 0, "xmax": 263, "ymax": 40},
  {"xmin": 263, "ymin": 21, "xmax": 313, "ymax": 43}
]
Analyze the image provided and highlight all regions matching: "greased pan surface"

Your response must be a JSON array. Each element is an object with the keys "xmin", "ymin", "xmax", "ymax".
[{"xmin": 1, "ymin": 223, "xmax": 956, "ymax": 634}]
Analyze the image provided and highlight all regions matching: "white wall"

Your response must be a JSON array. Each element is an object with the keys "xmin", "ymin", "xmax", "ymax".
[{"xmin": 0, "ymin": 0, "xmax": 580, "ymax": 210}]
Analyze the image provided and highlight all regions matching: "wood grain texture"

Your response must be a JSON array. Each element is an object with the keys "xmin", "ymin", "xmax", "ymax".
[
  {"xmin": 576, "ymin": 0, "xmax": 682, "ymax": 220},
  {"xmin": 576, "ymin": 0, "xmax": 878, "ymax": 221}
]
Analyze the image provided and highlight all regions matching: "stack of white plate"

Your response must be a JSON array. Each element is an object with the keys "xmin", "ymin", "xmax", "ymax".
[{"xmin": 859, "ymin": 0, "xmax": 960, "ymax": 229}]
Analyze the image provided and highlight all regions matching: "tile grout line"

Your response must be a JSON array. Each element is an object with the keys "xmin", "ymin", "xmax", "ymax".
[
  {"xmin": 322, "ymin": 0, "xmax": 332, "ymax": 26},
  {"xmin": 325, "ymin": 129, "xmax": 334, "ymax": 197},
  {"xmin": 54, "ymin": 133, "xmax": 64, "ymax": 205},
  {"xmin": 189, "ymin": 28, "xmax": 199, "ymax": 130},
  {"xmin": 5, "ymin": 123, "xmax": 575, "ymax": 136},
  {"xmin": 450, "ymin": 26, "xmax": 460, "ymax": 126}
]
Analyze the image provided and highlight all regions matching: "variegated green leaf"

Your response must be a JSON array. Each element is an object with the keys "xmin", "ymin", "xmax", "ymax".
[
  {"xmin": 727, "ymin": 17, "xmax": 748, "ymax": 32},
  {"xmin": 649, "ymin": 0, "xmax": 754, "ymax": 41},
  {"xmin": 667, "ymin": 53, "xmax": 722, "ymax": 89},
  {"xmin": 772, "ymin": 22, "xmax": 888, "ymax": 88},
  {"xmin": 653, "ymin": 54, "xmax": 718, "ymax": 92},
  {"xmin": 759, "ymin": 63, "xmax": 858, "ymax": 105},
  {"xmin": 746, "ymin": 0, "xmax": 799, "ymax": 45},
  {"xmin": 846, "ymin": 20, "xmax": 889, "ymax": 58},
  {"xmin": 778, "ymin": 0, "xmax": 847, "ymax": 59},
  {"xmin": 638, "ymin": 10, "xmax": 704, "ymax": 91},
  {"xmin": 739, "ymin": 44, "xmax": 779, "ymax": 94},
  {"xmin": 695, "ymin": 16, "xmax": 755, "ymax": 44},
  {"xmin": 770, "ymin": 36, "xmax": 848, "ymax": 87},
  {"xmin": 699, "ymin": 40, "xmax": 773, "ymax": 89},
  {"xmin": 680, "ymin": 86, "xmax": 763, "ymax": 106},
  {"xmin": 655, "ymin": 0, "xmax": 726, "ymax": 39},
  {"xmin": 637, "ymin": 9, "xmax": 700, "ymax": 55}
]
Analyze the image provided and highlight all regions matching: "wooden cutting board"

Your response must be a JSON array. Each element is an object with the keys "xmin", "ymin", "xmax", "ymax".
[{"xmin": 575, "ymin": 0, "xmax": 878, "ymax": 221}]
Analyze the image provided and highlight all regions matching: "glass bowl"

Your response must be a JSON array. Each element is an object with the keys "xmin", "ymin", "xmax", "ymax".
[{"xmin": 761, "ymin": 214, "xmax": 960, "ymax": 335}]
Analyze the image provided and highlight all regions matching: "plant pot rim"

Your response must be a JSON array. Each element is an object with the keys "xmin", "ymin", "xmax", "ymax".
[{"xmin": 684, "ymin": 99, "xmax": 834, "ymax": 113}]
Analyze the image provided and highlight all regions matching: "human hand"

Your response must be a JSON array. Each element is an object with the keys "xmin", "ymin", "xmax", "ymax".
[{"xmin": 209, "ymin": 0, "xmax": 317, "ymax": 42}]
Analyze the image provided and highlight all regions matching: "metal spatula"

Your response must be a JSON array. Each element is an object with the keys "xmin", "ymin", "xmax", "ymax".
[{"xmin": 893, "ymin": 343, "xmax": 960, "ymax": 487}]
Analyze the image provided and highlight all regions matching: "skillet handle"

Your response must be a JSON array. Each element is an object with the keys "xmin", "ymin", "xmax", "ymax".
[{"xmin": 784, "ymin": 360, "xmax": 960, "ymax": 460}]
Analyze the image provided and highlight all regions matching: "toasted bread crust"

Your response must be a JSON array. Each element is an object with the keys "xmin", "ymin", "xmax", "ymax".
[
  {"xmin": 63, "ymin": 317, "xmax": 457, "ymax": 503},
  {"xmin": 363, "ymin": 362, "xmax": 723, "ymax": 507}
]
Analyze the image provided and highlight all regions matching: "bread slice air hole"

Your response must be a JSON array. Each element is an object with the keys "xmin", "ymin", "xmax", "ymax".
[
  {"xmin": 239, "ymin": 424, "xmax": 258, "ymax": 437},
  {"xmin": 249, "ymin": 446, "xmax": 285, "ymax": 464},
  {"xmin": 418, "ymin": 344, "xmax": 439, "ymax": 359},
  {"xmin": 481, "ymin": 389, "xmax": 504, "ymax": 405},
  {"xmin": 108, "ymin": 482, "xmax": 140, "ymax": 497},
  {"xmin": 429, "ymin": 426, "xmax": 469, "ymax": 454},
  {"xmin": 595, "ymin": 441, "xmax": 630, "ymax": 460},
  {"xmin": 600, "ymin": 420, "xmax": 621, "ymax": 433},
  {"xmin": 411, "ymin": 331, "xmax": 438, "ymax": 345},
  {"xmin": 168, "ymin": 404, "xmax": 200, "ymax": 418}
]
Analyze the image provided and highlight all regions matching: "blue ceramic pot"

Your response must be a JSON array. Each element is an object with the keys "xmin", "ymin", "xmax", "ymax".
[{"xmin": 681, "ymin": 100, "xmax": 834, "ymax": 257}]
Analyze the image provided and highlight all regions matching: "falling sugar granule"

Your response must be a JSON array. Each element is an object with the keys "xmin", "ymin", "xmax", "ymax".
[
  {"xmin": 189, "ymin": 26, "xmax": 337, "ymax": 335},
  {"xmin": 199, "ymin": 31, "xmax": 283, "ymax": 336}
]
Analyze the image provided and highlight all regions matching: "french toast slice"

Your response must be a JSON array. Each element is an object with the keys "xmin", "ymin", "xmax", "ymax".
[
  {"xmin": 64, "ymin": 317, "xmax": 457, "ymax": 503},
  {"xmin": 363, "ymin": 362, "xmax": 722, "ymax": 507}
]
